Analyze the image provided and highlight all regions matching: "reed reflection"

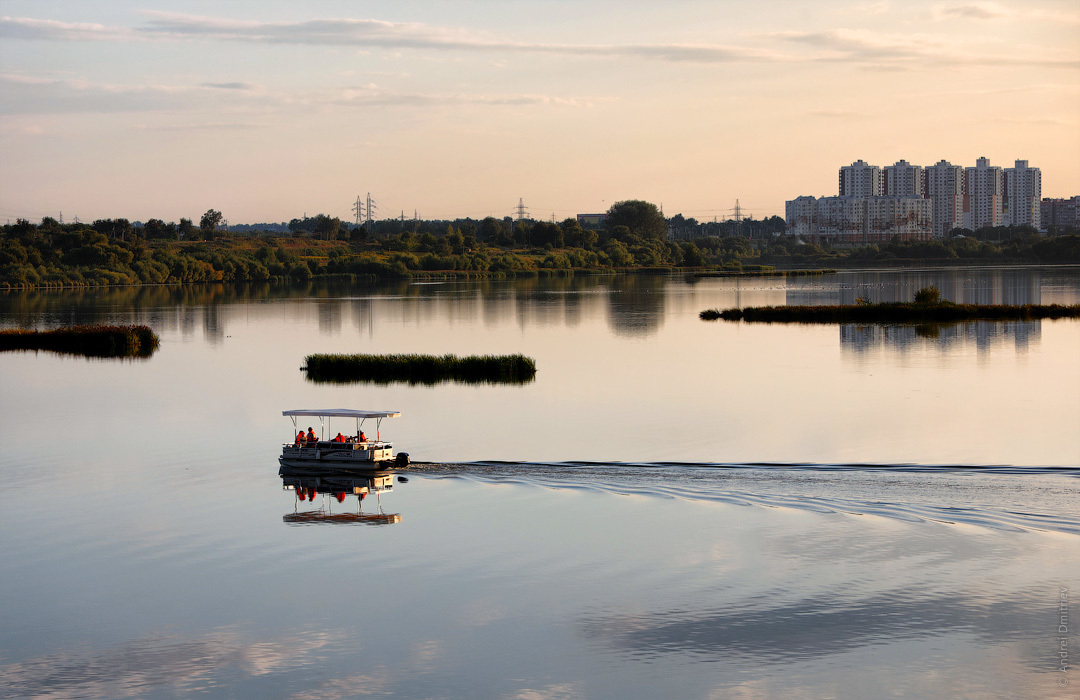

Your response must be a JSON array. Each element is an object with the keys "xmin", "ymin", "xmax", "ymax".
[{"xmin": 280, "ymin": 469, "xmax": 403, "ymax": 526}]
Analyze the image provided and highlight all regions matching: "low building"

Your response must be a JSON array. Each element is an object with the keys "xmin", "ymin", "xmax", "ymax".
[
  {"xmin": 576, "ymin": 213, "xmax": 607, "ymax": 226},
  {"xmin": 1041, "ymin": 197, "xmax": 1079, "ymax": 231}
]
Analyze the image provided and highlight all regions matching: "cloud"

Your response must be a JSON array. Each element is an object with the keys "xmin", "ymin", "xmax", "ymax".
[
  {"xmin": 1, "ymin": 11, "xmax": 777, "ymax": 65},
  {"xmin": 0, "ymin": 73, "xmax": 588, "ymax": 116},
  {"xmin": 199, "ymin": 82, "xmax": 258, "ymax": 91},
  {"xmin": 4, "ymin": 11, "xmax": 1076, "ymax": 70},
  {"xmin": 933, "ymin": 2, "xmax": 1012, "ymax": 20},
  {"xmin": 931, "ymin": 3, "xmax": 1080, "ymax": 24},
  {"xmin": 775, "ymin": 28, "xmax": 1080, "ymax": 68},
  {"xmin": 0, "ymin": 16, "xmax": 132, "ymax": 41},
  {"xmin": 133, "ymin": 12, "xmax": 1072, "ymax": 69},
  {"xmin": 137, "ymin": 12, "xmax": 780, "ymax": 63},
  {"xmin": 0, "ymin": 73, "xmax": 194, "ymax": 114}
]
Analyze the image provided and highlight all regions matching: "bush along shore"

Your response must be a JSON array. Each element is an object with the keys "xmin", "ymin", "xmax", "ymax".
[
  {"xmin": 302, "ymin": 353, "xmax": 537, "ymax": 385},
  {"xmin": 0, "ymin": 324, "xmax": 160, "ymax": 357},
  {"xmin": 700, "ymin": 302, "xmax": 1080, "ymax": 323}
]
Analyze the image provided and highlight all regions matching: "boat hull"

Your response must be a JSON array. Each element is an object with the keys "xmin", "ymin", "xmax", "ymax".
[{"xmin": 279, "ymin": 441, "xmax": 406, "ymax": 471}]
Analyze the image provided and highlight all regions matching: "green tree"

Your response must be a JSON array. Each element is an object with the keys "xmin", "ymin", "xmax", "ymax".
[
  {"xmin": 681, "ymin": 242, "xmax": 706, "ymax": 267},
  {"xmin": 142, "ymin": 218, "xmax": 167, "ymax": 239},
  {"xmin": 200, "ymin": 209, "xmax": 224, "ymax": 233},
  {"xmin": 606, "ymin": 200, "xmax": 666, "ymax": 241},
  {"xmin": 603, "ymin": 239, "xmax": 634, "ymax": 266}
]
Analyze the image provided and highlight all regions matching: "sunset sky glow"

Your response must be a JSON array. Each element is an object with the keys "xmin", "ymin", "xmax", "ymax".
[{"xmin": 1, "ymin": 0, "xmax": 1077, "ymax": 225}]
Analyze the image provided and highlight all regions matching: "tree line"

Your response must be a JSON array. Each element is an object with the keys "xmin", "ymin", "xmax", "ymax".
[{"xmin": 2, "ymin": 200, "xmax": 1078, "ymax": 288}]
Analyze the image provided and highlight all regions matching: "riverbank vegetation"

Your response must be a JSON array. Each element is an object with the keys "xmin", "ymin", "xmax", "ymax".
[
  {"xmin": 3, "ymin": 203, "xmax": 1078, "ymax": 289},
  {"xmin": 0, "ymin": 324, "xmax": 159, "ymax": 357},
  {"xmin": 302, "ymin": 353, "xmax": 537, "ymax": 385}
]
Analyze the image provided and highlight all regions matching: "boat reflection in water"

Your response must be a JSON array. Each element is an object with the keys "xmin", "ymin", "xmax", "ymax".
[{"xmin": 280, "ymin": 468, "xmax": 402, "ymax": 525}]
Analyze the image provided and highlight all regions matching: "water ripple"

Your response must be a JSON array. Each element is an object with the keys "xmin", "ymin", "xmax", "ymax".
[{"xmin": 404, "ymin": 461, "xmax": 1080, "ymax": 535}]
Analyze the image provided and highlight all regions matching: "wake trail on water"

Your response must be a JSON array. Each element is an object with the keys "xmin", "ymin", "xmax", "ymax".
[{"xmin": 403, "ymin": 460, "xmax": 1080, "ymax": 535}]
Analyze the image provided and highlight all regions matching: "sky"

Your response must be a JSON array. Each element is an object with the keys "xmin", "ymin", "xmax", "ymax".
[{"xmin": 0, "ymin": 0, "xmax": 1077, "ymax": 225}]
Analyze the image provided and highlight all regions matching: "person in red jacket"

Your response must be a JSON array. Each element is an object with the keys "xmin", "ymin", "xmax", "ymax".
[
  {"xmin": 334, "ymin": 432, "xmax": 345, "ymax": 443},
  {"xmin": 295, "ymin": 430, "xmax": 305, "ymax": 445},
  {"xmin": 306, "ymin": 427, "xmax": 317, "ymax": 443}
]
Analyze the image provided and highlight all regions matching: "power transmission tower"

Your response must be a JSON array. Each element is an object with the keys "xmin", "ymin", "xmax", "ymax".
[
  {"xmin": 515, "ymin": 197, "xmax": 529, "ymax": 221},
  {"xmin": 733, "ymin": 199, "xmax": 743, "ymax": 223},
  {"xmin": 365, "ymin": 193, "xmax": 377, "ymax": 224},
  {"xmin": 352, "ymin": 195, "xmax": 363, "ymax": 226}
]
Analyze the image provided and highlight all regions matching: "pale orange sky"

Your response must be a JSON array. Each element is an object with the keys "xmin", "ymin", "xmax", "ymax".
[{"xmin": 1, "ymin": 1, "xmax": 1077, "ymax": 225}]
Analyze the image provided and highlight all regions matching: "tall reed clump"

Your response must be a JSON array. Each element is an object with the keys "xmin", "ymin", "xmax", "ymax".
[
  {"xmin": 0, "ymin": 324, "xmax": 160, "ymax": 357},
  {"xmin": 303, "ymin": 353, "xmax": 537, "ymax": 385}
]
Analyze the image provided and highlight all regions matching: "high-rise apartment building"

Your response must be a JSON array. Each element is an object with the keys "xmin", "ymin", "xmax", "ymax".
[
  {"xmin": 964, "ymin": 157, "xmax": 1004, "ymax": 230},
  {"xmin": 784, "ymin": 196, "xmax": 818, "ymax": 238},
  {"xmin": 839, "ymin": 160, "xmax": 883, "ymax": 198},
  {"xmin": 788, "ymin": 157, "xmax": 1044, "ymax": 242},
  {"xmin": 926, "ymin": 160, "xmax": 965, "ymax": 237},
  {"xmin": 1005, "ymin": 159, "xmax": 1041, "ymax": 228},
  {"xmin": 884, "ymin": 160, "xmax": 925, "ymax": 197}
]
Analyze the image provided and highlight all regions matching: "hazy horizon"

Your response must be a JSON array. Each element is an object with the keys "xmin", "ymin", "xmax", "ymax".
[{"xmin": 1, "ymin": 1, "xmax": 1077, "ymax": 226}]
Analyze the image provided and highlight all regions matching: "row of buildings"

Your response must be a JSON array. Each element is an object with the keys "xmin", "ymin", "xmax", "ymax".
[{"xmin": 786, "ymin": 158, "xmax": 1045, "ymax": 243}]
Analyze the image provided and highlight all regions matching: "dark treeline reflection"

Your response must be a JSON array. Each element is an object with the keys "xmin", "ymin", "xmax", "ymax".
[
  {"xmin": 605, "ymin": 275, "xmax": 667, "ymax": 336},
  {"xmin": 0, "ymin": 275, "xmax": 673, "ymax": 340},
  {"xmin": 840, "ymin": 320, "xmax": 1041, "ymax": 355}
]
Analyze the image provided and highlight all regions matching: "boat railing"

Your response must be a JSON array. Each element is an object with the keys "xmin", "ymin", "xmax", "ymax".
[{"xmin": 282, "ymin": 440, "xmax": 391, "ymax": 451}]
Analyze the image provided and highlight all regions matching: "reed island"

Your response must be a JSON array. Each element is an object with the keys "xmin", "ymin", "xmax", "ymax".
[
  {"xmin": 302, "ymin": 353, "xmax": 537, "ymax": 385},
  {"xmin": 0, "ymin": 324, "xmax": 160, "ymax": 357},
  {"xmin": 700, "ymin": 286, "xmax": 1080, "ymax": 323}
]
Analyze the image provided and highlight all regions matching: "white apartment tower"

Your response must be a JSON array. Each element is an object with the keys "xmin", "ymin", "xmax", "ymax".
[
  {"xmin": 839, "ymin": 160, "xmax": 883, "ymax": 198},
  {"xmin": 1005, "ymin": 159, "xmax": 1042, "ymax": 229},
  {"xmin": 884, "ymin": 160, "xmax": 925, "ymax": 197},
  {"xmin": 964, "ymin": 157, "xmax": 1004, "ymax": 230},
  {"xmin": 926, "ymin": 160, "xmax": 965, "ymax": 238}
]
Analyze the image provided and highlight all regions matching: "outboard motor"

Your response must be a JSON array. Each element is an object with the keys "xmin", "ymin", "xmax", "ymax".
[{"xmin": 395, "ymin": 452, "xmax": 410, "ymax": 468}]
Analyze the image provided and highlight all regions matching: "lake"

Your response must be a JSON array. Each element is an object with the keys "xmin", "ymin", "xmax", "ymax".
[{"xmin": 1, "ymin": 266, "xmax": 1078, "ymax": 699}]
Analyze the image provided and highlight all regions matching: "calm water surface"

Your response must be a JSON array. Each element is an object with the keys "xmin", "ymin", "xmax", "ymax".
[{"xmin": 1, "ymin": 267, "xmax": 1078, "ymax": 699}]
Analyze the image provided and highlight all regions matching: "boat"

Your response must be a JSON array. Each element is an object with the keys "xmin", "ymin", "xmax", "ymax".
[{"xmin": 279, "ymin": 408, "xmax": 410, "ymax": 471}]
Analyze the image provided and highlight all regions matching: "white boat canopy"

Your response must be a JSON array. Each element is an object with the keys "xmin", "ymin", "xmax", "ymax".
[
  {"xmin": 283, "ymin": 409, "xmax": 400, "ymax": 419},
  {"xmin": 283, "ymin": 408, "xmax": 401, "ymax": 442}
]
